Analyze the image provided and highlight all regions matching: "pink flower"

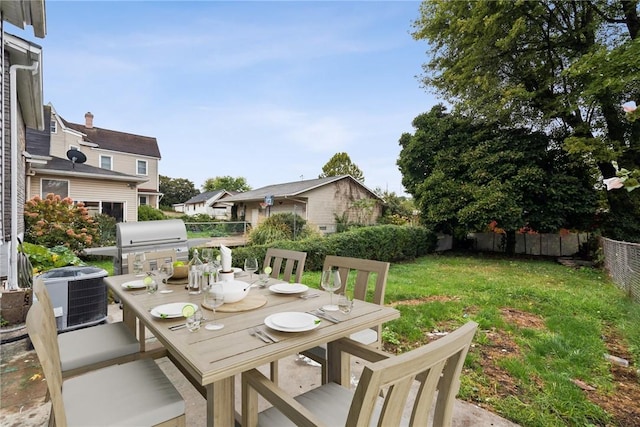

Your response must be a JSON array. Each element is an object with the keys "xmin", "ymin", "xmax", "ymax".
[
  {"xmin": 622, "ymin": 101, "xmax": 637, "ymax": 113},
  {"xmin": 603, "ymin": 177, "xmax": 624, "ymax": 190}
]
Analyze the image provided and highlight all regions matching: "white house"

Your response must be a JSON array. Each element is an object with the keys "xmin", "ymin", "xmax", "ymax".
[{"xmin": 181, "ymin": 190, "xmax": 234, "ymax": 219}]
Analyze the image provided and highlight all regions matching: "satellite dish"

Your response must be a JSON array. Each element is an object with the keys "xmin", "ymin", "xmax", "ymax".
[{"xmin": 66, "ymin": 149, "xmax": 87, "ymax": 168}]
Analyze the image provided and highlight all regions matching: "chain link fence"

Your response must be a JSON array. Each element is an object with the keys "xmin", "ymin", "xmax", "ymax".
[{"xmin": 601, "ymin": 237, "xmax": 640, "ymax": 303}]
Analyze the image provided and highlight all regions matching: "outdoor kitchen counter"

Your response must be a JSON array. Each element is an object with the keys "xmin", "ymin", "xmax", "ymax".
[{"xmin": 106, "ymin": 273, "xmax": 400, "ymax": 427}]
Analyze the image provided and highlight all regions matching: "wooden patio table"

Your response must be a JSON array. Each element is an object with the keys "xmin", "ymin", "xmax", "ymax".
[{"xmin": 106, "ymin": 273, "xmax": 399, "ymax": 427}]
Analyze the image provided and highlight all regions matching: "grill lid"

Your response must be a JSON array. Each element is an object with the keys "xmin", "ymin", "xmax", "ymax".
[{"xmin": 116, "ymin": 219, "xmax": 187, "ymax": 249}]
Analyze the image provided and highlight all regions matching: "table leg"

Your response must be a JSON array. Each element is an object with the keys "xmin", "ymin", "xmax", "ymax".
[
  {"xmin": 206, "ymin": 377, "xmax": 235, "ymax": 427},
  {"xmin": 122, "ymin": 303, "xmax": 146, "ymax": 352}
]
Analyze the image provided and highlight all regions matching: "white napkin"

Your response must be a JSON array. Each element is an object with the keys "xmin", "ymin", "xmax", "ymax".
[{"xmin": 220, "ymin": 245, "xmax": 232, "ymax": 272}]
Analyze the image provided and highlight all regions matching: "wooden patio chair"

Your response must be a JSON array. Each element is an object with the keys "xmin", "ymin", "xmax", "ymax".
[
  {"xmin": 242, "ymin": 321, "xmax": 478, "ymax": 427},
  {"xmin": 262, "ymin": 248, "xmax": 307, "ymax": 382},
  {"xmin": 33, "ymin": 279, "xmax": 140, "ymax": 378},
  {"xmin": 26, "ymin": 299, "xmax": 186, "ymax": 426},
  {"xmin": 301, "ymin": 255, "xmax": 390, "ymax": 383},
  {"xmin": 263, "ymin": 248, "xmax": 307, "ymax": 283}
]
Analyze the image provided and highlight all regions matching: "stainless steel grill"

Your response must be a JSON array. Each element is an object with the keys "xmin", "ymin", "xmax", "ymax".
[{"xmin": 114, "ymin": 219, "xmax": 189, "ymax": 275}]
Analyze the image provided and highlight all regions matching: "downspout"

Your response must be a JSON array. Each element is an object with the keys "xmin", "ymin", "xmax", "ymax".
[
  {"xmin": 1, "ymin": 16, "xmax": 5, "ymax": 245},
  {"xmin": 8, "ymin": 61, "xmax": 39, "ymax": 289}
]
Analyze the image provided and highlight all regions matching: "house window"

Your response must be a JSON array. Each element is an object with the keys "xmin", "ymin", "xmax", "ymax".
[
  {"xmin": 78, "ymin": 201, "xmax": 100, "ymax": 216},
  {"xmin": 50, "ymin": 119, "xmax": 57, "ymax": 133},
  {"xmin": 139, "ymin": 196, "xmax": 148, "ymax": 206},
  {"xmin": 100, "ymin": 155, "xmax": 112, "ymax": 170},
  {"xmin": 137, "ymin": 159, "xmax": 148, "ymax": 175},
  {"xmin": 41, "ymin": 179, "xmax": 69, "ymax": 198}
]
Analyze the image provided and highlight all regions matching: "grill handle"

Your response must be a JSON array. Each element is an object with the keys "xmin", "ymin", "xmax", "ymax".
[{"xmin": 128, "ymin": 236, "xmax": 184, "ymax": 245}]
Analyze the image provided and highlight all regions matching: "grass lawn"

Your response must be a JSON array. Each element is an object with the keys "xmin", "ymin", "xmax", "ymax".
[
  {"xmin": 297, "ymin": 253, "xmax": 640, "ymax": 426},
  {"xmin": 90, "ymin": 252, "xmax": 639, "ymax": 426}
]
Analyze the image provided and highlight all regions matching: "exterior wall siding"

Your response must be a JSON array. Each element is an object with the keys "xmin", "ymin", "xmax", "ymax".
[{"xmin": 28, "ymin": 174, "xmax": 138, "ymax": 222}]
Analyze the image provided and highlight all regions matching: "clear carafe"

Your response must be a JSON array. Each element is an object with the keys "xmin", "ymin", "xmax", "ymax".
[{"xmin": 188, "ymin": 249, "xmax": 204, "ymax": 295}]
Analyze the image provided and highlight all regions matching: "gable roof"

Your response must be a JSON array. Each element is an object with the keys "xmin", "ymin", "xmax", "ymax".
[
  {"xmin": 184, "ymin": 190, "xmax": 232, "ymax": 205},
  {"xmin": 29, "ymin": 156, "xmax": 148, "ymax": 184},
  {"xmin": 60, "ymin": 116, "xmax": 161, "ymax": 159},
  {"xmin": 223, "ymin": 175, "xmax": 381, "ymax": 202}
]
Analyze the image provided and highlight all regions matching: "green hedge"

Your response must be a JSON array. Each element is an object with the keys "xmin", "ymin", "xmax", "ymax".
[{"xmin": 205, "ymin": 225, "xmax": 437, "ymax": 271}]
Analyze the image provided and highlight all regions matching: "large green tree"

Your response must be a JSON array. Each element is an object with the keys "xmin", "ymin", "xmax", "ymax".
[
  {"xmin": 202, "ymin": 176, "xmax": 251, "ymax": 192},
  {"xmin": 159, "ymin": 175, "xmax": 200, "ymax": 208},
  {"xmin": 319, "ymin": 152, "xmax": 365, "ymax": 181},
  {"xmin": 398, "ymin": 106, "xmax": 599, "ymax": 252},
  {"xmin": 412, "ymin": 0, "xmax": 640, "ymax": 241}
]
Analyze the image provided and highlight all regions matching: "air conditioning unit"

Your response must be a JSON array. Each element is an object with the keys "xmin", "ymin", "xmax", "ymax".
[{"xmin": 36, "ymin": 266, "xmax": 109, "ymax": 332}]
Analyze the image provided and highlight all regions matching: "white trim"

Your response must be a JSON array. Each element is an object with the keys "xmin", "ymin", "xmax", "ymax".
[
  {"xmin": 100, "ymin": 154, "xmax": 113, "ymax": 170},
  {"xmin": 136, "ymin": 159, "xmax": 148, "ymax": 176},
  {"xmin": 40, "ymin": 177, "xmax": 70, "ymax": 199}
]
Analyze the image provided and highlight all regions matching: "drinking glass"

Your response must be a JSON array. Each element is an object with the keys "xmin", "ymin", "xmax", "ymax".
[
  {"xmin": 186, "ymin": 310, "xmax": 203, "ymax": 332},
  {"xmin": 244, "ymin": 258, "xmax": 258, "ymax": 281},
  {"xmin": 201, "ymin": 248, "xmax": 214, "ymax": 263},
  {"xmin": 258, "ymin": 272, "xmax": 270, "ymax": 288},
  {"xmin": 144, "ymin": 273, "xmax": 158, "ymax": 294},
  {"xmin": 158, "ymin": 261, "xmax": 174, "ymax": 285},
  {"xmin": 321, "ymin": 269, "xmax": 341, "ymax": 311},
  {"xmin": 204, "ymin": 283, "xmax": 225, "ymax": 330},
  {"xmin": 132, "ymin": 252, "xmax": 146, "ymax": 275},
  {"xmin": 338, "ymin": 293, "xmax": 353, "ymax": 314}
]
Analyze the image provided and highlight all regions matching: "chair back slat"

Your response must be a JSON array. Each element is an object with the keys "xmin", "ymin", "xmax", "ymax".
[
  {"xmin": 32, "ymin": 280, "xmax": 62, "ymax": 355},
  {"xmin": 263, "ymin": 248, "xmax": 307, "ymax": 283},
  {"xmin": 26, "ymin": 286, "xmax": 68, "ymax": 426},
  {"xmin": 346, "ymin": 321, "xmax": 478, "ymax": 427}
]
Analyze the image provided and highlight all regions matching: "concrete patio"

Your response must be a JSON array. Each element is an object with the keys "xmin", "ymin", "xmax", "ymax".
[{"xmin": 1, "ymin": 303, "xmax": 520, "ymax": 427}]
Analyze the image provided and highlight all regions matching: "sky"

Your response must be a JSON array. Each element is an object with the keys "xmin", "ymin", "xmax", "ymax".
[{"xmin": 14, "ymin": 0, "xmax": 439, "ymax": 196}]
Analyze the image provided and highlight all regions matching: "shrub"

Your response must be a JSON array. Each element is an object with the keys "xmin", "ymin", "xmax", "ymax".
[
  {"xmin": 138, "ymin": 205, "xmax": 166, "ymax": 221},
  {"xmin": 93, "ymin": 213, "xmax": 117, "ymax": 246},
  {"xmin": 231, "ymin": 225, "xmax": 438, "ymax": 271},
  {"xmin": 24, "ymin": 194, "xmax": 98, "ymax": 252},
  {"xmin": 249, "ymin": 213, "xmax": 321, "ymax": 245},
  {"xmin": 22, "ymin": 242, "xmax": 84, "ymax": 274}
]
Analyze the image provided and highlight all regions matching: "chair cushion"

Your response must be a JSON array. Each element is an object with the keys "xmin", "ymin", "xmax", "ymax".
[
  {"xmin": 257, "ymin": 382, "xmax": 395, "ymax": 427},
  {"xmin": 58, "ymin": 322, "xmax": 139, "ymax": 372},
  {"xmin": 258, "ymin": 382, "xmax": 353, "ymax": 426},
  {"xmin": 64, "ymin": 358, "xmax": 185, "ymax": 426}
]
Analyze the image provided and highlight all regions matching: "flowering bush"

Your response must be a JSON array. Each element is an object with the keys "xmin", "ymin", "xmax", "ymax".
[{"xmin": 24, "ymin": 194, "xmax": 99, "ymax": 252}]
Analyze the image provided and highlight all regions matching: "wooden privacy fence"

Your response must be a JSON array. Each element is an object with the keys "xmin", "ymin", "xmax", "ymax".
[
  {"xmin": 601, "ymin": 237, "xmax": 640, "ymax": 303},
  {"xmin": 468, "ymin": 232, "xmax": 591, "ymax": 257}
]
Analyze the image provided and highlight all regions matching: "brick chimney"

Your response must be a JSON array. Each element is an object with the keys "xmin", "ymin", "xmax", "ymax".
[{"xmin": 85, "ymin": 112, "xmax": 94, "ymax": 128}]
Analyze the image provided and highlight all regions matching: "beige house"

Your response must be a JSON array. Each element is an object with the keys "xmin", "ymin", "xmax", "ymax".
[
  {"xmin": 25, "ymin": 105, "xmax": 162, "ymax": 222},
  {"xmin": 1, "ymin": 2, "xmax": 46, "ymax": 287},
  {"xmin": 222, "ymin": 175, "xmax": 383, "ymax": 234}
]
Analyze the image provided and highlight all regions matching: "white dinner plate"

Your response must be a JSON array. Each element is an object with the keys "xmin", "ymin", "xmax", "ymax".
[
  {"xmin": 121, "ymin": 279, "xmax": 146, "ymax": 289},
  {"xmin": 268, "ymin": 283, "xmax": 309, "ymax": 294},
  {"xmin": 150, "ymin": 302, "xmax": 198, "ymax": 319},
  {"xmin": 264, "ymin": 312, "xmax": 321, "ymax": 332}
]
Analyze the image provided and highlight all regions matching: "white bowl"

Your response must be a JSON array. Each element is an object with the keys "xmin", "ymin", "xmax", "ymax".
[{"xmin": 218, "ymin": 280, "xmax": 250, "ymax": 303}]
